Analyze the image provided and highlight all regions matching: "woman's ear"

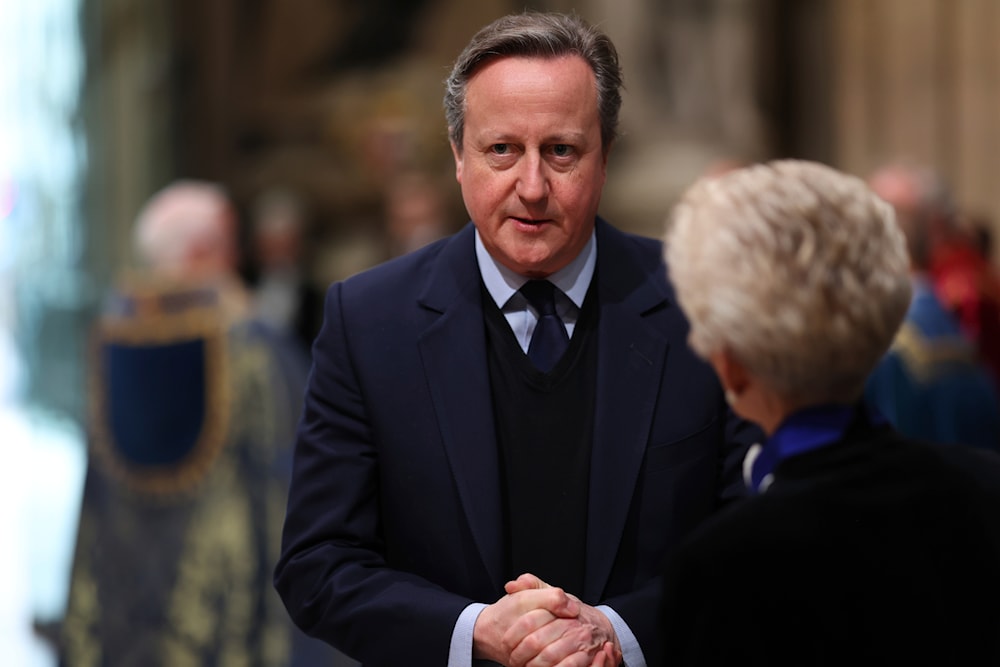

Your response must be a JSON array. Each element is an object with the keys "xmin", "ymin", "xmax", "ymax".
[{"xmin": 708, "ymin": 349, "xmax": 750, "ymax": 402}]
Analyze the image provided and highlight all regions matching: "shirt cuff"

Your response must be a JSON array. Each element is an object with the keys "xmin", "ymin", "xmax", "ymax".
[
  {"xmin": 449, "ymin": 602, "xmax": 488, "ymax": 667},
  {"xmin": 597, "ymin": 604, "xmax": 646, "ymax": 667}
]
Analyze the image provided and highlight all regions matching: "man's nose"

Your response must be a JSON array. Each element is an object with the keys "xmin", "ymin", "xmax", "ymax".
[{"xmin": 515, "ymin": 154, "xmax": 549, "ymax": 202}]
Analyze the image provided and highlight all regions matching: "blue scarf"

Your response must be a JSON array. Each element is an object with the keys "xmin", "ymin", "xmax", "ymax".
[{"xmin": 745, "ymin": 403, "xmax": 882, "ymax": 494}]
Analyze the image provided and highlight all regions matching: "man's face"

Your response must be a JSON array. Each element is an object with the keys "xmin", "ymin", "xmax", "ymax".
[{"xmin": 451, "ymin": 55, "xmax": 608, "ymax": 278}]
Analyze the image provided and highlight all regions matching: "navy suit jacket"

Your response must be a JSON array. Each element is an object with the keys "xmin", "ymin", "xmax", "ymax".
[{"xmin": 274, "ymin": 219, "xmax": 760, "ymax": 666}]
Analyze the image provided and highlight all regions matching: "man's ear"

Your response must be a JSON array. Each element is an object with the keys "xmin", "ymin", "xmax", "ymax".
[{"xmin": 450, "ymin": 139, "xmax": 463, "ymax": 184}]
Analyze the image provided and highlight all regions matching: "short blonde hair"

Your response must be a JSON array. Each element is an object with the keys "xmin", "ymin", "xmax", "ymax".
[{"xmin": 665, "ymin": 160, "xmax": 912, "ymax": 404}]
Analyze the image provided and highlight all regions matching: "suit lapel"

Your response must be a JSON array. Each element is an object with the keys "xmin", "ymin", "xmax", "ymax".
[
  {"xmin": 584, "ymin": 221, "xmax": 671, "ymax": 601},
  {"xmin": 414, "ymin": 221, "xmax": 672, "ymax": 597},
  {"xmin": 416, "ymin": 225, "xmax": 505, "ymax": 587}
]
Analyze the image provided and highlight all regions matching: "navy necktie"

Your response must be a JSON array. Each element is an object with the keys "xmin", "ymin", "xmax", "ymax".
[{"xmin": 520, "ymin": 280, "xmax": 569, "ymax": 372}]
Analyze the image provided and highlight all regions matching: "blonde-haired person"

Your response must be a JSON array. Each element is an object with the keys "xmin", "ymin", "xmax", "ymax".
[{"xmin": 660, "ymin": 160, "xmax": 1000, "ymax": 665}]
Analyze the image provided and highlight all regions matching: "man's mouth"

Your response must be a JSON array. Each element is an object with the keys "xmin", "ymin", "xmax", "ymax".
[{"xmin": 512, "ymin": 217, "xmax": 547, "ymax": 226}]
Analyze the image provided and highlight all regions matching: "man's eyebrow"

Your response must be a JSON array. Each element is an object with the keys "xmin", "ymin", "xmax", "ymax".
[
  {"xmin": 545, "ymin": 132, "xmax": 587, "ymax": 144},
  {"xmin": 472, "ymin": 130, "xmax": 590, "ymax": 144}
]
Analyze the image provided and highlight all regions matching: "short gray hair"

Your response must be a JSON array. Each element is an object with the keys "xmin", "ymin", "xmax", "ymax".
[
  {"xmin": 133, "ymin": 180, "xmax": 235, "ymax": 273},
  {"xmin": 665, "ymin": 160, "xmax": 912, "ymax": 404},
  {"xmin": 443, "ymin": 11, "xmax": 623, "ymax": 153}
]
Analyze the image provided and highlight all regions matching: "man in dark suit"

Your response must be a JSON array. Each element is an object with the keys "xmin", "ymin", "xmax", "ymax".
[{"xmin": 274, "ymin": 12, "xmax": 760, "ymax": 667}]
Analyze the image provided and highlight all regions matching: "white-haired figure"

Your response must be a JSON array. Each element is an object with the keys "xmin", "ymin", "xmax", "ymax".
[
  {"xmin": 133, "ymin": 180, "xmax": 239, "ymax": 280},
  {"xmin": 61, "ymin": 181, "xmax": 336, "ymax": 666},
  {"xmin": 659, "ymin": 160, "xmax": 1000, "ymax": 665}
]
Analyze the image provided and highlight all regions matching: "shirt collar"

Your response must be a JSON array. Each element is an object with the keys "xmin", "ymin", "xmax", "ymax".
[
  {"xmin": 746, "ymin": 403, "xmax": 861, "ymax": 494},
  {"xmin": 475, "ymin": 228, "xmax": 596, "ymax": 309}
]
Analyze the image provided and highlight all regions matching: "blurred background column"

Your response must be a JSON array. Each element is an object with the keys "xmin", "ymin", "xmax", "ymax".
[{"xmin": 1, "ymin": 1, "xmax": 91, "ymax": 665}]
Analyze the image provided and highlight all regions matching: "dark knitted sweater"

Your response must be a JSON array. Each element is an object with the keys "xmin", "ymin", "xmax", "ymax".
[{"xmin": 483, "ymin": 281, "xmax": 598, "ymax": 595}]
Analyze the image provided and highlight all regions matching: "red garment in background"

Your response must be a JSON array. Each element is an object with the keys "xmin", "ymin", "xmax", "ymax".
[{"xmin": 931, "ymin": 241, "xmax": 1000, "ymax": 386}]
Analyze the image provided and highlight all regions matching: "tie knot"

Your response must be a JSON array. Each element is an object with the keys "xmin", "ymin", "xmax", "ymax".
[{"xmin": 520, "ymin": 280, "xmax": 559, "ymax": 316}]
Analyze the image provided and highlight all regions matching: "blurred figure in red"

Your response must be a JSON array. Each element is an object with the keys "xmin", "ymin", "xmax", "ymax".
[
  {"xmin": 867, "ymin": 163, "xmax": 1000, "ymax": 450},
  {"xmin": 869, "ymin": 162, "xmax": 1000, "ymax": 387},
  {"xmin": 934, "ymin": 208, "xmax": 1000, "ymax": 384}
]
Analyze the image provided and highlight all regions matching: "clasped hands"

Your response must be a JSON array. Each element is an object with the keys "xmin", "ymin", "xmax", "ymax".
[{"xmin": 473, "ymin": 573, "xmax": 622, "ymax": 667}]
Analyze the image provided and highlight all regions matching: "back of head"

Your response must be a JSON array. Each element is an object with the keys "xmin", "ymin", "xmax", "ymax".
[
  {"xmin": 133, "ymin": 180, "xmax": 238, "ymax": 281},
  {"xmin": 443, "ymin": 11, "xmax": 623, "ymax": 153},
  {"xmin": 666, "ymin": 160, "xmax": 912, "ymax": 405}
]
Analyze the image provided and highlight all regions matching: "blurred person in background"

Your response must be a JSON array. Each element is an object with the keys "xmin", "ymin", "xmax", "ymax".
[
  {"xmin": 60, "ymin": 180, "xmax": 333, "ymax": 666},
  {"xmin": 867, "ymin": 163, "xmax": 1000, "ymax": 450},
  {"xmin": 964, "ymin": 210, "xmax": 995, "ymax": 266},
  {"xmin": 947, "ymin": 208, "xmax": 1000, "ymax": 381},
  {"xmin": 659, "ymin": 160, "xmax": 1000, "ymax": 665},
  {"xmin": 384, "ymin": 169, "xmax": 451, "ymax": 258},
  {"xmin": 868, "ymin": 163, "xmax": 1000, "ymax": 386},
  {"xmin": 247, "ymin": 186, "xmax": 324, "ymax": 357}
]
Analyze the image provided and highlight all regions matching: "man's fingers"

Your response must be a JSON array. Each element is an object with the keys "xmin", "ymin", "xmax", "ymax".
[
  {"xmin": 505, "ymin": 572, "xmax": 550, "ymax": 594},
  {"xmin": 503, "ymin": 610, "xmax": 564, "ymax": 664},
  {"xmin": 509, "ymin": 618, "xmax": 605, "ymax": 667},
  {"xmin": 505, "ymin": 583, "xmax": 580, "ymax": 619},
  {"xmin": 584, "ymin": 642, "xmax": 617, "ymax": 667}
]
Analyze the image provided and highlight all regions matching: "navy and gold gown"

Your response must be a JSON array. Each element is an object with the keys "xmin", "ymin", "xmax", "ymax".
[{"xmin": 61, "ymin": 277, "xmax": 314, "ymax": 667}]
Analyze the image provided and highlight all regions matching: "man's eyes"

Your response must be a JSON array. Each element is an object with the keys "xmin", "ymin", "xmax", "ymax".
[{"xmin": 486, "ymin": 143, "xmax": 575, "ymax": 158}]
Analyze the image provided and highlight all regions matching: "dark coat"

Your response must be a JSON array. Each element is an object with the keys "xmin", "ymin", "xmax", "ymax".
[
  {"xmin": 661, "ymin": 415, "xmax": 1000, "ymax": 666},
  {"xmin": 275, "ymin": 219, "xmax": 761, "ymax": 666}
]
